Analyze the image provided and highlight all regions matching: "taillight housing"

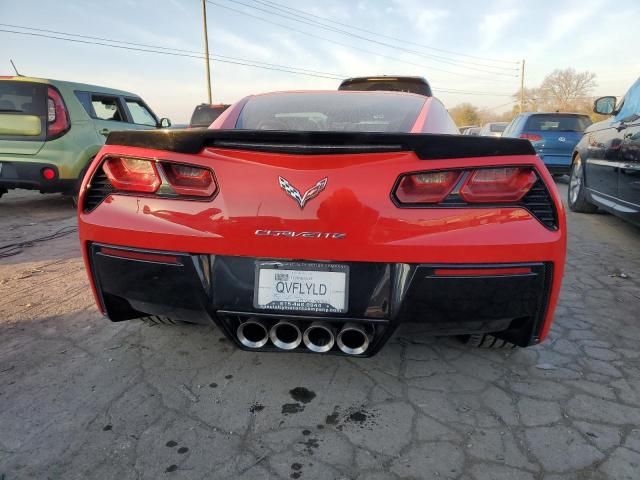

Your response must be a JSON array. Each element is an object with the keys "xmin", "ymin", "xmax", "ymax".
[
  {"xmin": 519, "ymin": 133, "xmax": 543, "ymax": 142},
  {"xmin": 460, "ymin": 167, "xmax": 537, "ymax": 203},
  {"xmin": 46, "ymin": 86, "xmax": 70, "ymax": 139},
  {"xmin": 99, "ymin": 156, "xmax": 217, "ymax": 198},
  {"xmin": 394, "ymin": 167, "xmax": 538, "ymax": 205}
]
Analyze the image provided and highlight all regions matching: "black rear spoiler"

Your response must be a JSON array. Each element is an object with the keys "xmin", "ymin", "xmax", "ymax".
[{"xmin": 105, "ymin": 129, "xmax": 535, "ymax": 160}]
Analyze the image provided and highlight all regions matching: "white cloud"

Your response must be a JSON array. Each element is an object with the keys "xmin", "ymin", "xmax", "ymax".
[{"xmin": 478, "ymin": 10, "xmax": 519, "ymax": 50}]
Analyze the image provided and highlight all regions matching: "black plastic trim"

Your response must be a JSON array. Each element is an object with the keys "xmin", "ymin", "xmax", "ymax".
[{"xmin": 105, "ymin": 129, "xmax": 535, "ymax": 159}]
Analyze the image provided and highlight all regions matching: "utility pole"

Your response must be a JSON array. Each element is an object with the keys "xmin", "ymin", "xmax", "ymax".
[
  {"xmin": 202, "ymin": 0, "xmax": 212, "ymax": 104},
  {"xmin": 520, "ymin": 59, "xmax": 525, "ymax": 113}
]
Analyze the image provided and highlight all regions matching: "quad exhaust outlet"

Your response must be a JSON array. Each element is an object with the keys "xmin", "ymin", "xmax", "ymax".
[{"xmin": 232, "ymin": 316, "xmax": 373, "ymax": 355}]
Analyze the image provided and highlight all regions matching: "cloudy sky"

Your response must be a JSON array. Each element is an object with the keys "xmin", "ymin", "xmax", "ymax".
[{"xmin": 1, "ymin": 0, "xmax": 638, "ymax": 122}]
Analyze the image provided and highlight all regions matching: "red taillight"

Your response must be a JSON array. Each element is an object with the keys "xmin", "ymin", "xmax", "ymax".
[
  {"xmin": 519, "ymin": 133, "xmax": 543, "ymax": 142},
  {"xmin": 102, "ymin": 157, "xmax": 161, "ymax": 193},
  {"xmin": 459, "ymin": 167, "xmax": 537, "ymax": 203},
  {"xmin": 395, "ymin": 171, "xmax": 461, "ymax": 204},
  {"xmin": 99, "ymin": 247, "xmax": 179, "ymax": 264},
  {"xmin": 46, "ymin": 86, "xmax": 69, "ymax": 139},
  {"xmin": 163, "ymin": 163, "xmax": 217, "ymax": 197}
]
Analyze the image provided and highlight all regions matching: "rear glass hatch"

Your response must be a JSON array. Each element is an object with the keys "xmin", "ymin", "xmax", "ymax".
[{"xmin": 0, "ymin": 80, "xmax": 47, "ymax": 154}]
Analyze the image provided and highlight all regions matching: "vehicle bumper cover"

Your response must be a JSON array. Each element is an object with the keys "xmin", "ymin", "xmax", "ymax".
[
  {"xmin": 87, "ymin": 243, "xmax": 554, "ymax": 356},
  {"xmin": 0, "ymin": 160, "xmax": 75, "ymax": 192}
]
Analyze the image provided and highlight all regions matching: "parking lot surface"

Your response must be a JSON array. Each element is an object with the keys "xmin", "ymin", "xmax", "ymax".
[{"xmin": 1, "ymin": 184, "xmax": 639, "ymax": 480}]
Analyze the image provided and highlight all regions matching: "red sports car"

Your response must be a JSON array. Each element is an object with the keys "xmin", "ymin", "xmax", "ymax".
[{"xmin": 78, "ymin": 91, "xmax": 566, "ymax": 356}]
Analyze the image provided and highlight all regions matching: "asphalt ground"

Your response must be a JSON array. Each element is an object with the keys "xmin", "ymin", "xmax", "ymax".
[{"xmin": 1, "ymin": 181, "xmax": 639, "ymax": 480}]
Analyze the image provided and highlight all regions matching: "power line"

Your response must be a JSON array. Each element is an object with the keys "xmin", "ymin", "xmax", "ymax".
[
  {"xmin": 257, "ymin": 0, "xmax": 519, "ymax": 65},
  {"xmin": 0, "ymin": 23, "xmax": 345, "ymax": 77},
  {"xmin": 206, "ymin": 0, "xmax": 519, "ymax": 80},
  {"xmin": 222, "ymin": 0, "xmax": 518, "ymax": 75},
  {"xmin": 0, "ymin": 27, "xmax": 344, "ymax": 80}
]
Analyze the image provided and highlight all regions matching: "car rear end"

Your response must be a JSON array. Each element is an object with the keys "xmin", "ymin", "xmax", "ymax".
[
  {"xmin": 518, "ymin": 113, "xmax": 592, "ymax": 175},
  {"xmin": 0, "ymin": 77, "xmax": 83, "ymax": 194},
  {"xmin": 78, "ymin": 127, "xmax": 565, "ymax": 357}
]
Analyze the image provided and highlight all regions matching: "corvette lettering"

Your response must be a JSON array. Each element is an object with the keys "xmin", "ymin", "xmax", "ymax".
[{"xmin": 255, "ymin": 229, "xmax": 346, "ymax": 239}]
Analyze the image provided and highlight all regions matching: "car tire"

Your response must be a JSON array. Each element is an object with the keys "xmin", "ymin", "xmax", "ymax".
[
  {"xmin": 0, "ymin": 188, "xmax": 7, "ymax": 199},
  {"xmin": 458, "ymin": 333, "xmax": 517, "ymax": 349},
  {"xmin": 140, "ymin": 315, "xmax": 185, "ymax": 326},
  {"xmin": 568, "ymin": 155, "xmax": 597, "ymax": 213}
]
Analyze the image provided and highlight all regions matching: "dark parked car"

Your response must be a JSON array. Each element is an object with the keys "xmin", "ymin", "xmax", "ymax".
[
  {"xmin": 568, "ymin": 77, "xmax": 640, "ymax": 226},
  {"xmin": 338, "ymin": 76, "xmax": 432, "ymax": 96},
  {"xmin": 189, "ymin": 103, "xmax": 230, "ymax": 128},
  {"xmin": 503, "ymin": 112, "xmax": 592, "ymax": 175}
]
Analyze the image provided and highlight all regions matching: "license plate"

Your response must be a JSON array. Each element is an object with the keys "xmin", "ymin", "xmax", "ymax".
[{"xmin": 254, "ymin": 261, "xmax": 349, "ymax": 313}]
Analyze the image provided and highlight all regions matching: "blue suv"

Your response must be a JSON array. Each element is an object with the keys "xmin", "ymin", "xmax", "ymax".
[{"xmin": 502, "ymin": 112, "xmax": 592, "ymax": 175}]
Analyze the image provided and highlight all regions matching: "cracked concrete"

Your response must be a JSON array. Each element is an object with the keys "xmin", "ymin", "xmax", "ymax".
[{"xmin": 1, "ymin": 183, "xmax": 639, "ymax": 479}]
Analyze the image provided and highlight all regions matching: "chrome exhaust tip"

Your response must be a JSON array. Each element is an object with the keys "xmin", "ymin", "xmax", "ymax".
[
  {"xmin": 303, "ymin": 322, "xmax": 335, "ymax": 353},
  {"xmin": 236, "ymin": 319, "xmax": 269, "ymax": 349},
  {"xmin": 270, "ymin": 320, "xmax": 302, "ymax": 350},
  {"xmin": 336, "ymin": 322, "xmax": 370, "ymax": 355}
]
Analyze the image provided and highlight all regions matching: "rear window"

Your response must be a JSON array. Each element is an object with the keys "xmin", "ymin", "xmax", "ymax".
[
  {"xmin": 0, "ymin": 81, "xmax": 46, "ymax": 139},
  {"xmin": 190, "ymin": 105, "xmax": 229, "ymax": 128},
  {"xmin": 524, "ymin": 114, "xmax": 592, "ymax": 132},
  {"xmin": 236, "ymin": 92, "xmax": 425, "ymax": 133},
  {"xmin": 339, "ymin": 78, "xmax": 432, "ymax": 97},
  {"xmin": 490, "ymin": 123, "xmax": 507, "ymax": 133}
]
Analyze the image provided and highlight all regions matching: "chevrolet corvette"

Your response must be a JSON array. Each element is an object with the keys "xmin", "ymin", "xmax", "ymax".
[{"xmin": 78, "ymin": 90, "xmax": 566, "ymax": 356}]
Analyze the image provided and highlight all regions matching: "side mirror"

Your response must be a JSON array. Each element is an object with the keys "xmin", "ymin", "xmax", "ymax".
[
  {"xmin": 593, "ymin": 96, "xmax": 616, "ymax": 115},
  {"xmin": 159, "ymin": 117, "xmax": 172, "ymax": 128}
]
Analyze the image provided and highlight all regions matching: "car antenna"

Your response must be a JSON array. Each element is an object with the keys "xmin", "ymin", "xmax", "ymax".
[{"xmin": 10, "ymin": 59, "xmax": 23, "ymax": 76}]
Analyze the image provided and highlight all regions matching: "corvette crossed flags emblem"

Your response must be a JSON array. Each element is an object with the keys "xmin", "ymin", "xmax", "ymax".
[{"xmin": 278, "ymin": 176, "xmax": 328, "ymax": 209}]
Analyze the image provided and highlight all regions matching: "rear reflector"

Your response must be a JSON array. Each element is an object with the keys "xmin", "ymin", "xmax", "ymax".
[
  {"xmin": 395, "ymin": 171, "xmax": 461, "ymax": 204},
  {"xmin": 459, "ymin": 167, "xmax": 537, "ymax": 203},
  {"xmin": 99, "ymin": 247, "xmax": 179, "ymax": 264},
  {"xmin": 433, "ymin": 267, "xmax": 532, "ymax": 276},
  {"xmin": 102, "ymin": 157, "xmax": 161, "ymax": 193},
  {"xmin": 41, "ymin": 168, "xmax": 56, "ymax": 180},
  {"xmin": 163, "ymin": 163, "xmax": 217, "ymax": 197}
]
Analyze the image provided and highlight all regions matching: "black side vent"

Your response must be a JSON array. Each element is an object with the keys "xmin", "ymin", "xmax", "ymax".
[
  {"xmin": 83, "ymin": 166, "xmax": 114, "ymax": 212},
  {"xmin": 522, "ymin": 179, "xmax": 558, "ymax": 229}
]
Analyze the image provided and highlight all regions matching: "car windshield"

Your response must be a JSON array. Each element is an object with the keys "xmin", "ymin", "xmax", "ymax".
[
  {"xmin": 236, "ymin": 92, "xmax": 426, "ymax": 132},
  {"xmin": 524, "ymin": 114, "xmax": 592, "ymax": 132}
]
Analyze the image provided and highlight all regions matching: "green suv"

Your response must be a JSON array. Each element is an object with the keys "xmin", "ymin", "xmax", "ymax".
[{"xmin": 0, "ymin": 76, "xmax": 170, "ymax": 200}]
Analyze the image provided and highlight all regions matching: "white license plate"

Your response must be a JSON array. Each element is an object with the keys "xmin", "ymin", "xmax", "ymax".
[{"xmin": 254, "ymin": 262, "xmax": 349, "ymax": 313}]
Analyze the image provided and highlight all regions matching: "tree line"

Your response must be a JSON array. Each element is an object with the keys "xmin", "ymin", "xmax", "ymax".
[{"xmin": 449, "ymin": 68, "xmax": 606, "ymax": 127}]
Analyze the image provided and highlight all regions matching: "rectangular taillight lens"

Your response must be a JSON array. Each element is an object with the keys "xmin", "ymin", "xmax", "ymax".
[
  {"xmin": 102, "ymin": 157, "xmax": 161, "ymax": 193},
  {"xmin": 163, "ymin": 163, "xmax": 217, "ymax": 197},
  {"xmin": 394, "ymin": 171, "xmax": 461, "ymax": 204}
]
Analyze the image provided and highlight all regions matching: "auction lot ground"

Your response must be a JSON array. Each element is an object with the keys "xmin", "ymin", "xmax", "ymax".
[{"xmin": 1, "ymin": 182, "xmax": 639, "ymax": 480}]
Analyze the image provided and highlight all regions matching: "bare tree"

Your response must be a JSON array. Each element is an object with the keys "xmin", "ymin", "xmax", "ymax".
[
  {"xmin": 538, "ymin": 68, "xmax": 597, "ymax": 111},
  {"xmin": 513, "ymin": 68, "xmax": 597, "ymax": 113},
  {"xmin": 449, "ymin": 103, "xmax": 481, "ymax": 127}
]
